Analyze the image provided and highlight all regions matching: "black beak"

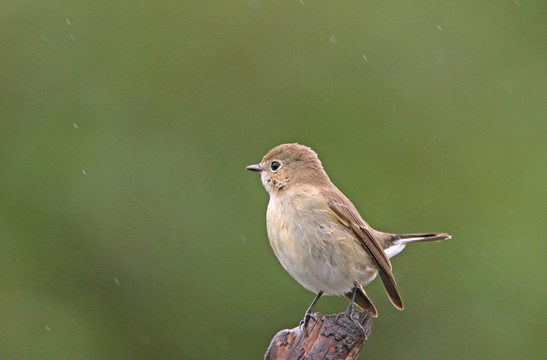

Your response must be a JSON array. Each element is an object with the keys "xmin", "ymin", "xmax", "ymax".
[{"xmin": 246, "ymin": 164, "xmax": 262, "ymax": 172}]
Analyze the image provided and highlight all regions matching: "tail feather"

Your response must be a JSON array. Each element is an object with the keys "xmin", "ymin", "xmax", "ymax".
[
  {"xmin": 395, "ymin": 232, "xmax": 451, "ymax": 244},
  {"xmin": 383, "ymin": 232, "xmax": 451, "ymax": 259}
]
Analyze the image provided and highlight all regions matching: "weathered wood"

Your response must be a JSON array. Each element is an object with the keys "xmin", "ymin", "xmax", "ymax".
[{"xmin": 265, "ymin": 311, "xmax": 373, "ymax": 360}]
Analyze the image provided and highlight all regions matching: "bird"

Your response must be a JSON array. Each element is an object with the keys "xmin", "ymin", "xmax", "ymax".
[{"xmin": 246, "ymin": 143, "xmax": 451, "ymax": 326}]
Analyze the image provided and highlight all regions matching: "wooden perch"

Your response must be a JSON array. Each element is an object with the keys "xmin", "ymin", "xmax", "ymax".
[{"xmin": 265, "ymin": 310, "xmax": 373, "ymax": 360}]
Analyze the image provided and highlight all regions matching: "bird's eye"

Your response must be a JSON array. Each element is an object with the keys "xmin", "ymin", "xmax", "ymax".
[{"xmin": 270, "ymin": 161, "xmax": 281, "ymax": 172}]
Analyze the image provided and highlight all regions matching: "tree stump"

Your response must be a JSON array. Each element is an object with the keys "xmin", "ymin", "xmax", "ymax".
[{"xmin": 265, "ymin": 310, "xmax": 373, "ymax": 360}]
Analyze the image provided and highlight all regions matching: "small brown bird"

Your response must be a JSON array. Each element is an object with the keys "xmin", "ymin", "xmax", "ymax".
[{"xmin": 246, "ymin": 143, "xmax": 451, "ymax": 325}]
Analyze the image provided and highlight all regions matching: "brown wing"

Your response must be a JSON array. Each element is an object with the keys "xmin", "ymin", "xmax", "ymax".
[{"xmin": 324, "ymin": 188, "xmax": 404, "ymax": 310}]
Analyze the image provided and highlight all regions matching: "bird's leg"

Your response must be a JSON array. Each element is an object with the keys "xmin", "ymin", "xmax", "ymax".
[
  {"xmin": 343, "ymin": 283, "xmax": 366, "ymax": 335},
  {"xmin": 344, "ymin": 284, "xmax": 357, "ymax": 318},
  {"xmin": 301, "ymin": 291, "xmax": 323, "ymax": 328}
]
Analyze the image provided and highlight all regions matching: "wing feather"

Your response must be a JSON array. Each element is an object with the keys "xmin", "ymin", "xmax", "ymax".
[{"xmin": 324, "ymin": 188, "xmax": 404, "ymax": 310}]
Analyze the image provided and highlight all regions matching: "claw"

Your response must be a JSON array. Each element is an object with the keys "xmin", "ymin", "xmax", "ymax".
[
  {"xmin": 346, "ymin": 310, "xmax": 366, "ymax": 336},
  {"xmin": 343, "ymin": 283, "xmax": 367, "ymax": 336},
  {"xmin": 299, "ymin": 291, "xmax": 323, "ymax": 335},
  {"xmin": 300, "ymin": 312, "xmax": 317, "ymax": 328}
]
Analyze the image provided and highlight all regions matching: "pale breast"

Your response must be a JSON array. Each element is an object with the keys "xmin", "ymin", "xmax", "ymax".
[{"xmin": 266, "ymin": 189, "xmax": 377, "ymax": 295}]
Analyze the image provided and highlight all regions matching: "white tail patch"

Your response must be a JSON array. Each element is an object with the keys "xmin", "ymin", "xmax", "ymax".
[{"xmin": 384, "ymin": 243, "xmax": 406, "ymax": 259}]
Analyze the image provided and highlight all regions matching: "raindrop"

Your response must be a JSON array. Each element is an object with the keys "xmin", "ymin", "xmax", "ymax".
[
  {"xmin": 114, "ymin": 277, "xmax": 120, "ymax": 286},
  {"xmin": 66, "ymin": 18, "xmax": 71, "ymax": 25},
  {"xmin": 139, "ymin": 334, "xmax": 151, "ymax": 345},
  {"xmin": 69, "ymin": 34, "xmax": 76, "ymax": 41},
  {"xmin": 216, "ymin": 336, "xmax": 231, "ymax": 352},
  {"xmin": 436, "ymin": 51, "xmax": 446, "ymax": 65},
  {"xmin": 73, "ymin": 123, "xmax": 79, "ymax": 129},
  {"xmin": 329, "ymin": 35, "xmax": 337, "ymax": 44},
  {"xmin": 436, "ymin": 24, "xmax": 442, "ymax": 31},
  {"xmin": 362, "ymin": 54, "xmax": 368, "ymax": 62},
  {"xmin": 514, "ymin": 0, "xmax": 521, "ymax": 7},
  {"xmin": 45, "ymin": 325, "xmax": 51, "ymax": 331},
  {"xmin": 82, "ymin": 169, "xmax": 87, "ymax": 175}
]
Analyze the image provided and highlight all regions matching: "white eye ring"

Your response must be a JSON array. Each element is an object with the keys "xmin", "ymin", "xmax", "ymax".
[{"xmin": 270, "ymin": 161, "xmax": 281, "ymax": 172}]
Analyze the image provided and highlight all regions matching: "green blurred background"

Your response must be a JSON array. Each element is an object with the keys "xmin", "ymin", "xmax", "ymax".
[{"xmin": 1, "ymin": 1, "xmax": 545, "ymax": 359}]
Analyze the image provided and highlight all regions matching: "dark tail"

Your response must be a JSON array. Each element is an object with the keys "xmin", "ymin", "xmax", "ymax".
[{"xmin": 394, "ymin": 232, "xmax": 451, "ymax": 244}]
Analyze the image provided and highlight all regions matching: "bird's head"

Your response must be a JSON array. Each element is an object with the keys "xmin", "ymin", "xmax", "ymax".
[{"xmin": 246, "ymin": 143, "xmax": 329, "ymax": 194}]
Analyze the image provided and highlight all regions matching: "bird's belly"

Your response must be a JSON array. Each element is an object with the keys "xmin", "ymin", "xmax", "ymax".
[{"xmin": 267, "ymin": 200, "xmax": 377, "ymax": 295}]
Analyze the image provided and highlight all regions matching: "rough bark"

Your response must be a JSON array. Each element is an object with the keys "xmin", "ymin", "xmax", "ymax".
[{"xmin": 265, "ymin": 310, "xmax": 373, "ymax": 360}]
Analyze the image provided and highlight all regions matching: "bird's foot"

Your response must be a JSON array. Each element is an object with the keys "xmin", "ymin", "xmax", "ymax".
[
  {"xmin": 300, "ymin": 311, "xmax": 317, "ymax": 329},
  {"xmin": 340, "ymin": 304, "xmax": 366, "ymax": 337},
  {"xmin": 299, "ymin": 291, "xmax": 323, "ymax": 335}
]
